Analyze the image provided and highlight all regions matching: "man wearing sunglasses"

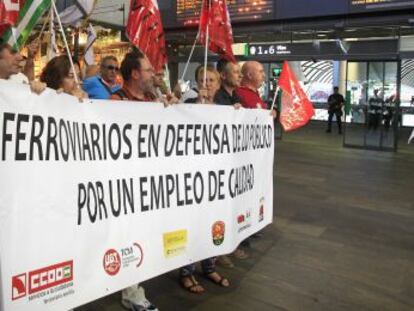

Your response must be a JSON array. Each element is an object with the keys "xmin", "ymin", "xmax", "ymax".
[{"xmin": 83, "ymin": 55, "xmax": 121, "ymax": 99}]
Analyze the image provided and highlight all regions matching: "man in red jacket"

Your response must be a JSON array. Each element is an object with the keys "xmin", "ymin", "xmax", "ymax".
[
  {"xmin": 236, "ymin": 61, "xmax": 266, "ymax": 108},
  {"xmin": 236, "ymin": 61, "xmax": 277, "ymax": 118}
]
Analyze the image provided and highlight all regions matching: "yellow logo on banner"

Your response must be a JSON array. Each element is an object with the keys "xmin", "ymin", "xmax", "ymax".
[{"xmin": 163, "ymin": 229, "xmax": 187, "ymax": 258}]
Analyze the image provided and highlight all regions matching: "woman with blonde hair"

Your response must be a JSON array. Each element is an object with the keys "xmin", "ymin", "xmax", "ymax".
[
  {"xmin": 184, "ymin": 64, "xmax": 221, "ymax": 104},
  {"xmin": 180, "ymin": 65, "xmax": 230, "ymax": 293}
]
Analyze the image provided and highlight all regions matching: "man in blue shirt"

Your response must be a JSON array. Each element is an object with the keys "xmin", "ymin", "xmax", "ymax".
[{"xmin": 83, "ymin": 55, "xmax": 121, "ymax": 99}]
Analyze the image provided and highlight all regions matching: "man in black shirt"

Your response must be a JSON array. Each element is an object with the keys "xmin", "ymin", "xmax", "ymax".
[
  {"xmin": 214, "ymin": 59, "xmax": 242, "ymax": 106},
  {"xmin": 326, "ymin": 86, "xmax": 345, "ymax": 134}
]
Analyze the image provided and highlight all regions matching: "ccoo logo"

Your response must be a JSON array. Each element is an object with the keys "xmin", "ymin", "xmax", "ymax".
[
  {"xmin": 12, "ymin": 274, "xmax": 26, "ymax": 300},
  {"xmin": 11, "ymin": 260, "xmax": 73, "ymax": 301}
]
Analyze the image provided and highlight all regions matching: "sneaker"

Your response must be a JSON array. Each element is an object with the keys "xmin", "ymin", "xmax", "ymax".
[
  {"xmin": 122, "ymin": 298, "xmax": 159, "ymax": 311},
  {"xmin": 232, "ymin": 248, "xmax": 249, "ymax": 259},
  {"xmin": 216, "ymin": 255, "xmax": 235, "ymax": 268}
]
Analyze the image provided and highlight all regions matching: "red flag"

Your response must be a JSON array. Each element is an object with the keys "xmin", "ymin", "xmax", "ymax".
[
  {"xmin": 126, "ymin": 0, "xmax": 167, "ymax": 72},
  {"xmin": 278, "ymin": 61, "xmax": 315, "ymax": 132},
  {"xmin": 199, "ymin": 0, "xmax": 236, "ymax": 62},
  {"xmin": 0, "ymin": 0, "xmax": 24, "ymax": 36}
]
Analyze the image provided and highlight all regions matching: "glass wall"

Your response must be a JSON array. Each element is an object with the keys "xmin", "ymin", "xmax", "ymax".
[
  {"xmin": 401, "ymin": 60, "xmax": 414, "ymax": 129},
  {"xmin": 344, "ymin": 61, "xmax": 400, "ymax": 151}
]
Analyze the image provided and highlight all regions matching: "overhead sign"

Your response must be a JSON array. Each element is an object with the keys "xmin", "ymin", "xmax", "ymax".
[
  {"xmin": 350, "ymin": 0, "xmax": 414, "ymax": 12},
  {"xmin": 246, "ymin": 40, "xmax": 399, "ymax": 60},
  {"xmin": 247, "ymin": 44, "xmax": 292, "ymax": 56},
  {"xmin": 176, "ymin": 0, "xmax": 274, "ymax": 26}
]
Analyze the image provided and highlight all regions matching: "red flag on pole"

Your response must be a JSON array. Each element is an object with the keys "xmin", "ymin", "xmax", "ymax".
[
  {"xmin": 0, "ymin": 0, "xmax": 24, "ymax": 36},
  {"xmin": 126, "ymin": 0, "xmax": 167, "ymax": 72},
  {"xmin": 198, "ymin": 0, "xmax": 236, "ymax": 62},
  {"xmin": 278, "ymin": 61, "xmax": 315, "ymax": 132}
]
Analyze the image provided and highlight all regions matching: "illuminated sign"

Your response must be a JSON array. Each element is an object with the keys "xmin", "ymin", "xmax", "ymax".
[
  {"xmin": 176, "ymin": 0, "xmax": 273, "ymax": 26},
  {"xmin": 247, "ymin": 44, "xmax": 292, "ymax": 56},
  {"xmin": 350, "ymin": 0, "xmax": 414, "ymax": 12}
]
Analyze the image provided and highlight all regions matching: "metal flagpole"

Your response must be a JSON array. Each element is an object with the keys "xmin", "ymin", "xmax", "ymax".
[
  {"xmin": 203, "ymin": 0, "xmax": 210, "ymax": 89},
  {"xmin": 51, "ymin": 0, "xmax": 80, "ymax": 85},
  {"xmin": 164, "ymin": 64, "xmax": 172, "ymax": 93},
  {"xmin": 270, "ymin": 86, "xmax": 280, "ymax": 111},
  {"xmin": 47, "ymin": 5, "xmax": 56, "ymax": 60},
  {"xmin": 201, "ymin": 0, "xmax": 211, "ymax": 104},
  {"xmin": 409, "ymin": 128, "xmax": 414, "ymax": 144},
  {"xmin": 37, "ymin": 10, "xmax": 51, "ymax": 42},
  {"xmin": 203, "ymin": 23, "xmax": 209, "ymax": 89},
  {"xmin": 179, "ymin": 32, "xmax": 199, "ymax": 83}
]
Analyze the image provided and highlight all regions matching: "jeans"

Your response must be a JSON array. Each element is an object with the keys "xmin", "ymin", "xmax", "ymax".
[
  {"xmin": 327, "ymin": 111, "xmax": 342, "ymax": 133},
  {"xmin": 180, "ymin": 257, "xmax": 216, "ymax": 276}
]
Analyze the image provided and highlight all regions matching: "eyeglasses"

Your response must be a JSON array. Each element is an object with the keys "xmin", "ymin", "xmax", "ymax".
[{"xmin": 103, "ymin": 65, "xmax": 119, "ymax": 71}]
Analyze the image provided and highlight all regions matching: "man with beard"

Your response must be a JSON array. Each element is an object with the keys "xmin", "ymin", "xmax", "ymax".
[
  {"xmin": 110, "ymin": 49, "xmax": 158, "ymax": 311},
  {"xmin": 111, "ymin": 50, "xmax": 156, "ymax": 102}
]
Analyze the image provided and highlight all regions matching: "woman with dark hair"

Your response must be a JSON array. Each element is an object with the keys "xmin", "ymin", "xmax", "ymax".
[{"xmin": 40, "ymin": 55, "xmax": 87, "ymax": 100}]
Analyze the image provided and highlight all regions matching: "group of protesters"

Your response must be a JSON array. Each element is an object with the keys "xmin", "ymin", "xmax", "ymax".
[{"xmin": 0, "ymin": 37, "xmax": 275, "ymax": 311}]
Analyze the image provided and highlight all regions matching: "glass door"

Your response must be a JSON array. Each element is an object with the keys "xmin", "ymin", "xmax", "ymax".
[{"xmin": 344, "ymin": 61, "xmax": 400, "ymax": 151}]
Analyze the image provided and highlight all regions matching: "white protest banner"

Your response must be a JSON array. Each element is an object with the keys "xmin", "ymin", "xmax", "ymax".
[{"xmin": 0, "ymin": 80, "xmax": 274, "ymax": 311}]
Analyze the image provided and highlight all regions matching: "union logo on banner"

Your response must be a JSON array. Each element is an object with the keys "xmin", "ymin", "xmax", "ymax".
[
  {"xmin": 163, "ymin": 229, "xmax": 188, "ymax": 258},
  {"xmin": 103, "ymin": 242, "xmax": 144, "ymax": 276},
  {"xmin": 11, "ymin": 260, "xmax": 74, "ymax": 301},
  {"xmin": 212, "ymin": 221, "xmax": 225, "ymax": 246},
  {"xmin": 103, "ymin": 249, "xmax": 121, "ymax": 276},
  {"xmin": 259, "ymin": 197, "xmax": 265, "ymax": 222},
  {"xmin": 12, "ymin": 273, "xmax": 26, "ymax": 300}
]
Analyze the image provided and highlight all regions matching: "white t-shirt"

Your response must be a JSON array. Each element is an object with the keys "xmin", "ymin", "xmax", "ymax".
[{"xmin": 9, "ymin": 72, "xmax": 29, "ymax": 84}]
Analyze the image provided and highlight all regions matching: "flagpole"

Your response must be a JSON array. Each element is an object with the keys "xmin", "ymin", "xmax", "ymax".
[
  {"xmin": 11, "ymin": 28, "xmax": 19, "ymax": 51},
  {"xmin": 179, "ymin": 32, "xmax": 200, "ymax": 83},
  {"xmin": 203, "ymin": 0, "xmax": 211, "ymax": 90},
  {"xmin": 201, "ymin": 0, "xmax": 211, "ymax": 104},
  {"xmin": 47, "ymin": 6, "xmax": 56, "ymax": 61},
  {"xmin": 164, "ymin": 64, "xmax": 172, "ymax": 93},
  {"xmin": 203, "ymin": 23, "xmax": 209, "ymax": 89},
  {"xmin": 37, "ymin": 10, "xmax": 51, "ymax": 42},
  {"xmin": 409, "ymin": 128, "xmax": 414, "ymax": 144},
  {"xmin": 270, "ymin": 86, "xmax": 280, "ymax": 111},
  {"xmin": 51, "ymin": 0, "xmax": 80, "ymax": 85}
]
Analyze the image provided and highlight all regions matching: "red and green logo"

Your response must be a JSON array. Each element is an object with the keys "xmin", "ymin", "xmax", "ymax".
[{"xmin": 212, "ymin": 221, "xmax": 225, "ymax": 246}]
